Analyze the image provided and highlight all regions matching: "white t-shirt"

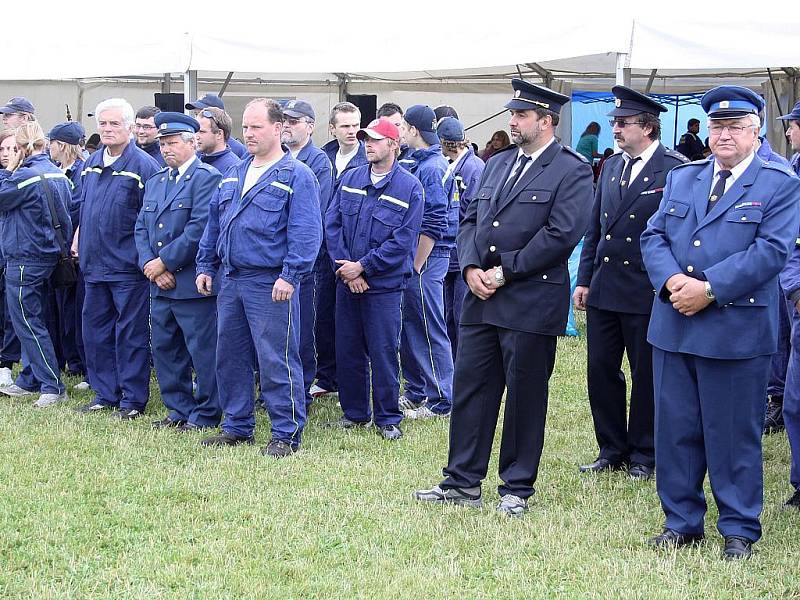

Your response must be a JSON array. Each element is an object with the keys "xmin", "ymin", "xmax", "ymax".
[
  {"xmin": 243, "ymin": 158, "xmax": 280, "ymax": 195},
  {"xmin": 370, "ymin": 168, "xmax": 389, "ymax": 186},
  {"xmin": 102, "ymin": 147, "xmax": 121, "ymax": 167},
  {"xmin": 336, "ymin": 145, "xmax": 359, "ymax": 176}
]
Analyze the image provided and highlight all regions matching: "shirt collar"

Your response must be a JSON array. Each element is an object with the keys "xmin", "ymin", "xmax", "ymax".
[
  {"xmin": 175, "ymin": 155, "xmax": 197, "ymax": 179},
  {"xmin": 714, "ymin": 151, "xmax": 755, "ymax": 181},
  {"xmin": 623, "ymin": 139, "xmax": 659, "ymax": 165},
  {"xmin": 517, "ymin": 136, "xmax": 556, "ymax": 164}
]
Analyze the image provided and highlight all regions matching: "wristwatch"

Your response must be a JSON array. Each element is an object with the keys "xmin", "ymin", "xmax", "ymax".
[
  {"xmin": 704, "ymin": 281, "xmax": 715, "ymax": 300},
  {"xmin": 494, "ymin": 266, "xmax": 505, "ymax": 286}
]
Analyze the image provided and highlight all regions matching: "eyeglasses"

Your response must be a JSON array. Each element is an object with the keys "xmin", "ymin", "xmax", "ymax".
[
  {"xmin": 282, "ymin": 117, "xmax": 308, "ymax": 126},
  {"xmin": 708, "ymin": 124, "xmax": 757, "ymax": 136},
  {"xmin": 609, "ymin": 119, "xmax": 645, "ymax": 128},
  {"xmin": 133, "ymin": 123, "xmax": 156, "ymax": 131}
]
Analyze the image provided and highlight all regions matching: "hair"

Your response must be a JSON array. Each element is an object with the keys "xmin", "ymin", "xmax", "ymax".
[
  {"xmin": 198, "ymin": 106, "xmax": 232, "ymax": 142},
  {"xmin": 581, "ymin": 121, "xmax": 600, "ymax": 136},
  {"xmin": 135, "ymin": 106, "xmax": 161, "ymax": 120},
  {"xmin": 639, "ymin": 112, "xmax": 662, "ymax": 141},
  {"xmin": 376, "ymin": 102, "xmax": 403, "ymax": 119},
  {"xmin": 245, "ymin": 98, "xmax": 283, "ymax": 124},
  {"xmin": 85, "ymin": 133, "xmax": 101, "ymax": 150},
  {"xmin": 491, "ymin": 130, "xmax": 510, "ymax": 146},
  {"xmin": 532, "ymin": 107, "xmax": 560, "ymax": 128},
  {"xmin": 329, "ymin": 101, "xmax": 360, "ymax": 126},
  {"xmin": 178, "ymin": 132, "xmax": 195, "ymax": 143},
  {"xmin": 688, "ymin": 118, "xmax": 700, "ymax": 127},
  {"xmin": 94, "ymin": 98, "xmax": 135, "ymax": 127},
  {"xmin": 51, "ymin": 139, "xmax": 84, "ymax": 166},
  {"xmin": 441, "ymin": 138, "xmax": 471, "ymax": 153},
  {"xmin": 12, "ymin": 122, "xmax": 46, "ymax": 169},
  {"xmin": 748, "ymin": 113, "xmax": 762, "ymax": 128}
]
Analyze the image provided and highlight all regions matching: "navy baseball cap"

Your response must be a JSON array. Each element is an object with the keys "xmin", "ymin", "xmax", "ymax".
[
  {"xmin": 283, "ymin": 99, "xmax": 315, "ymax": 121},
  {"xmin": 48, "ymin": 122, "xmax": 85, "ymax": 145},
  {"xmin": 505, "ymin": 79, "xmax": 569, "ymax": 114},
  {"xmin": 777, "ymin": 100, "xmax": 800, "ymax": 122},
  {"xmin": 434, "ymin": 105, "xmax": 459, "ymax": 122},
  {"xmin": 404, "ymin": 105, "xmax": 439, "ymax": 146},
  {"xmin": 608, "ymin": 85, "xmax": 667, "ymax": 117},
  {"xmin": 437, "ymin": 117, "xmax": 465, "ymax": 142},
  {"xmin": 701, "ymin": 86, "xmax": 764, "ymax": 120},
  {"xmin": 0, "ymin": 96, "xmax": 35, "ymax": 115},
  {"xmin": 155, "ymin": 112, "xmax": 200, "ymax": 137},
  {"xmin": 185, "ymin": 94, "xmax": 225, "ymax": 111}
]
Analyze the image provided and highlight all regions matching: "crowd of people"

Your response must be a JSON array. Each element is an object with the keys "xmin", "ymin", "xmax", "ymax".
[{"xmin": 1, "ymin": 78, "xmax": 799, "ymax": 560}]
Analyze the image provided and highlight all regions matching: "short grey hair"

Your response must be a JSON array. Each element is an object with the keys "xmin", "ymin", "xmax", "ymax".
[{"xmin": 94, "ymin": 98, "xmax": 135, "ymax": 127}]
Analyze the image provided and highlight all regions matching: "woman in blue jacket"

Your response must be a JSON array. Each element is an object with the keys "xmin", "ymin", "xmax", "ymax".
[{"xmin": 0, "ymin": 122, "xmax": 72, "ymax": 407}]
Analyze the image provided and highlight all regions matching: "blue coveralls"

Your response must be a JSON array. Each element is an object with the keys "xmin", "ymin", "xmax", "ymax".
[
  {"xmin": 136, "ymin": 158, "xmax": 222, "ymax": 427},
  {"xmin": 641, "ymin": 155, "xmax": 800, "ymax": 542},
  {"xmin": 292, "ymin": 140, "xmax": 333, "ymax": 406},
  {"xmin": 196, "ymin": 153, "xmax": 321, "ymax": 444},
  {"xmin": 200, "ymin": 147, "xmax": 240, "ymax": 174},
  {"xmin": 442, "ymin": 148, "xmax": 484, "ymax": 360},
  {"xmin": 0, "ymin": 169, "xmax": 21, "ymax": 370},
  {"xmin": 325, "ymin": 161, "xmax": 424, "ymax": 426},
  {"xmin": 316, "ymin": 140, "xmax": 368, "ymax": 393},
  {"xmin": 138, "ymin": 140, "xmax": 167, "ymax": 168},
  {"xmin": 398, "ymin": 144, "xmax": 453, "ymax": 414},
  {"xmin": 0, "ymin": 154, "xmax": 73, "ymax": 395},
  {"xmin": 228, "ymin": 138, "xmax": 248, "ymax": 160},
  {"xmin": 79, "ymin": 143, "xmax": 160, "ymax": 411}
]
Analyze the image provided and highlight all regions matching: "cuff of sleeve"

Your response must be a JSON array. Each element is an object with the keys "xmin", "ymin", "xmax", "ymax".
[
  {"xmin": 360, "ymin": 256, "xmax": 375, "ymax": 278},
  {"xmin": 420, "ymin": 227, "xmax": 443, "ymax": 242},
  {"xmin": 500, "ymin": 251, "xmax": 516, "ymax": 283},
  {"xmin": 139, "ymin": 254, "xmax": 156, "ymax": 271},
  {"xmin": 196, "ymin": 265, "xmax": 217, "ymax": 278},
  {"xmin": 158, "ymin": 252, "xmax": 175, "ymax": 273},
  {"xmin": 280, "ymin": 269, "xmax": 300, "ymax": 288}
]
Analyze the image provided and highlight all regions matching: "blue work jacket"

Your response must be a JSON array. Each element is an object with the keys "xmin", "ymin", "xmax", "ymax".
[
  {"xmin": 138, "ymin": 140, "xmax": 167, "ymax": 167},
  {"xmin": 325, "ymin": 161, "xmax": 424, "ymax": 293},
  {"xmin": 78, "ymin": 142, "xmax": 161, "ymax": 282},
  {"xmin": 0, "ymin": 154, "xmax": 73, "ymax": 265},
  {"xmin": 322, "ymin": 139, "xmax": 367, "ymax": 183},
  {"xmin": 228, "ymin": 138, "xmax": 248, "ymax": 159},
  {"xmin": 196, "ymin": 152, "xmax": 321, "ymax": 286},
  {"xmin": 757, "ymin": 137, "xmax": 789, "ymax": 167},
  {"xmin": 65, "ymin": 157, "xmax": 84, "ymax": 232},
  {"xmin": 398, "ymin": 144, "xmax": 449, "ymax": 256},
  {"xmin": 135, "ymin": 158, "xmax": 222, "ymax": 299},
  {"xmin": 443, "ymin": 148, "xmax": 484, "ymax": 272},
  {"xmin": 200, "ymin": 147, "xmax": 240, "ymax": 174}
]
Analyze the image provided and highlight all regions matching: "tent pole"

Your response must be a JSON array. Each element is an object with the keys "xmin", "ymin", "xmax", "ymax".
[
  {"xmin": 615, "ymin": 53, "xmax": 630, "ymax": 86},
  {"xmin": 183, "ymin": 70, "xmax": 197, "ymax": 114},
  {"xmin": 673, "ymin": 97, "xmax": 679, "ymax": 149},
  {"xmin": 218, "ymin": 72, "xmax": 234, "ymax": 98},
  {"xmin": 161, "ymin": 73, "xmax": 171, "ymax": 94}
]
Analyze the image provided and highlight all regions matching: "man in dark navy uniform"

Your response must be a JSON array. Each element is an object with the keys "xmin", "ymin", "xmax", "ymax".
[
  {"xmin": 574, "ymin": 86, "xmax": 686, "ymax": 480},
  {"xmin": 641, "ymin": 86, "xmax": 800, "ymax": 559},
  {"xmin": 675, "ymin": 119, "xmax": 705, "ymax": 160},
  {"xmin": 415, "ymin": 80, "xmax": 594, "ymax": 516}
]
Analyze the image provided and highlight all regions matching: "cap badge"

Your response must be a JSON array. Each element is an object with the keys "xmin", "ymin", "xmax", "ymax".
[
  {"xmin": 719, "ymin": 101, "xmax": 730, "ymax": 109},
  {"xmin": 615, "ymin": 99, "xmax": 621, "ymax": 107},
  {"xmin": 287, "ymin": 100, "xmax": 296, "ymax": 108},
  {"xmin": 514, "ymin": 90, "xmax": 521, "ymax": 98},
  {"xmin": 159, "ymin": 124, "xmax": 167, "ymax": 129}
]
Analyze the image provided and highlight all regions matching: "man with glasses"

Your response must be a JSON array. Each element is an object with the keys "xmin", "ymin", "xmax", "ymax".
[
  {"xmin": 0, "ymin": 97, "xmax": 36, "ymax": 129},
  {"xmin": 196, "ymin": 107, "xmax": 240, "ymax": 174},
  {"xmin": 574, "ymin": 86, "xmax": 686, "ymax": 481},
  {"xmin": 134, "ymin": 106, "xmax": 166, "ymax": 167},
  {"xmin": 641, "ymin": 86, "xmax": 800, "ymax": 559}
]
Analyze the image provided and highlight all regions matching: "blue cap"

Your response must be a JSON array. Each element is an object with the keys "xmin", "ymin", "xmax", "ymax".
[
  {"xmin": 154, "ymin": 112, "xmax": 199, "ymax": 137},
  {"xmin": 701, "ymin": 86, "xmax": 764, "ymax": 120},
  {"xmin": 777, "ymin": 100, "xmax": 800, "ymax": 122},
  {"xmin": 185, "ymin": 94, "xmax": 224, "ymax": 111},
  {"xmin": 608, "ymin": 85, "xmax": 666, "ymax": 117},
  {"xmin": 505, "ymin": 79, "xmax": 569, "ymax": 114},
  {"xmin": 0, "ymin": 96, "xmax": 35, "ymax": 115},
  {"xmin": 283, "ymin": 99, "xmax": 315, "ymax": 120},
  {"xmin": 404, "ymin": 105, "xmax": 439, "ymax": 146},
  {"xmin": 436, "ymin": 117, "xmax": 465, "ymax": 142},
  {"xmin": 48, "ymin": 122, "xmax": 85, "ymax": 145}
]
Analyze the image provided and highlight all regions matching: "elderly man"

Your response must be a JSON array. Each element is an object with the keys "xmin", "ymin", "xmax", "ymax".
[
  {"xmin": 134, "ymin": 106, "xmax": 166, "ymax": 167},
  {"xmin": 415, "ymin": 80, "xmax": 593, "ymax": 516},
  {"xmin": 185, "ymin": 93, "xmax": 248, "ymax": 159},
  {"xmin": 72, "ymin": 98, "xmax": 160, "ymax": 419},
  {"xmin": 196, "ymin": 98, "xmax": 321, "ymax": 457},
  {"xmin": 135, "ymin": 112, "xmax": 221, "ymax": 431},
  {"xmin": 641, "ymin": 86, "xmax": 800, "ymax": 559},
  {"xmin": 196, "ymin": 107, "xmax": 240, "ymax": 174},
  {"xmin": 574, "ymin": 86, "xmax": 686, "ymax": 480},
  {"xmin": 0, "ymin": 97, "xmax": 36, "ymax": 129}
]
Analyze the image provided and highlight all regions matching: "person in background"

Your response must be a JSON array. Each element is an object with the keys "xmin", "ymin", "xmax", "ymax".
[
  {"xmin": 675, "ymin": 118, "xmax": 705, "ymax": 160},
  {"xmin": 134, "ymin": 106, "xmax": 166, "ymax": 167},
  {"xmin": 185, "ymin": 93, "xmax": 248, "ymax": 159},
  {"xmin": 0, "ymin": 131, "xmax": 22, "ymax": 388},
  {"xmin": 575, "ymin": 121, "xmax": 603, "ymax": 164},
  {"xmin": 0, "ymin": 97, "xmax": 36, "ymax": 130},
  {"xmin": 479, "ymin": 130, "xmax": 510, "ymax": 161},
  {"xmin": 196, "ymin": 107, "xmax": 240, "ymax": 174}
]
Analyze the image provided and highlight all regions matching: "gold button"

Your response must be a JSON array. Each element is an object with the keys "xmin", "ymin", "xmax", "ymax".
[
  {"xmin": 626, "ymin": 237, "xmax": 632, "ymax": 242},
  {"xmin": 603, "ymin": 257, "xmax": 609, "ymax": 263},
  {"xmin": 605, "ymin": 234, "xmax": 611, "ymax": 240},
  {"xmin": 687, "ymin": 265, "xmax": 694, "ymax": 273},
  {"xmin": 158, "ymin": 223, "xmax": 164, "ymax": 229},
  {"xmin": 542, "ymin": 274, "xmax": 548, "ymax": 280},
  {"xmin": 493, "ymin": 221, "xmax": 499, "ymax": 227},
  {"xmin": 693, "ymin": 240, "xmax": 701, "ymax": 247},
  {"xmin": 157, "ymin": 241, "xmax": 163, "ymax": 247},
  {"xmin": 623, "ymin": 260, "xmax": 630, "ymax": 265},
  {"xmin": 490, "ymin": 245, "xmax": 496, "ymax": 252},
  {"xmin": 629, "ymin": 214, "xmax": 635, "ymax": 219},
  {"xmin": 749, "ymin": 298, "xmax": 755, "ymax": 303}
]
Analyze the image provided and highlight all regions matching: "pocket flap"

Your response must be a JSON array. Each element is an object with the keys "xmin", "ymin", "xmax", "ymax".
[
  {"xmin": 664, "ymin": 201, "xmax": 690, "ymax": 217},
  {"xmin": 725, "ymin": 209, "xmax": 763, "ymax": 224},
  {"xmin": 519, "ymin": 191, "xmax": 551, "ymax": 203}
]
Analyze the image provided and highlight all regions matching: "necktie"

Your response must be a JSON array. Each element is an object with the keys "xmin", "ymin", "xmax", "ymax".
[
  {"xmin": 619, "ymin": 156, "xmax": 641, "ymax": 189},
  {"xmin": 170, "ymin": 168, "xmax": 179, "ymax": 183},
  {"xmin": 707, "ymin": 169, "xmax": 732, "ymax": 214},
  {"xmin": 501, "ymin": 154, "xmax": 531, "ymax": 198}
]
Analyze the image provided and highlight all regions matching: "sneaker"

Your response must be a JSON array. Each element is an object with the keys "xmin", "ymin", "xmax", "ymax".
[
  {"xmin": 763, "ymin": 398, "xmax": 785, "ymax": 435},
  {"xmin": 323, "ymin": 416, "xmax": 372, "ymax": 429},
  {"xmin": 376, "ymin": 424, "xmax": 403, "ymax": 441},
  {"xmin": 0, "ymin": 383, "xmax": 37, "ymax": 397},
  {"xmin": 496, "ymin": 494, "xmax": 528, "ymax": 517},
  {"xmin": 413, "ymin": 484, "xmax": 482, "ymax": 508},
  {"xmin": 152, "ymin": 417, "xmax": 186, "ymax": 429},
  {"xmin": 74, "ymin": 401, "xmax": 116, "ymax": 413},
  {"xmin": 261, "ymin": 439, "xmax": 299, "ymax": 458},
  {"xmin": 73, "ymin": 381, "xmax": 91, "ymax": 391},
  {"xmin": 398, "ymin": 394, "xmax": 423, "ymax": 411},
  {"xmin": 111, "ymin": 408, "xmax": 142, "ymax": 420},
  {"xmin": 0, "ymin": 367, "xmax": 15, "ymax": 387},
  {"xmin": 200, "ymin": 431, "xmax": 255, "ymax": 446},
  {"xmin": 309, "ymin": 384, "xmax": 337, "ymax": 398},
  {"xmin": 403, "ymin": 405, "xmax": 450, "ymax": 420},
  {"xmin": 33, "ymin": 392, "xmax": 68, "ymax": 408},
  {"xmin": 784, "ymin": 489, "xmax": 800, "ymax": 509}
]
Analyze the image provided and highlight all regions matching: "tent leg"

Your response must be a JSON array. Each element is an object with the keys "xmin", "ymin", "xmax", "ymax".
[
  {"xmin": 183, "ymin": 70, "xmax": 198, "ymax": 114},
  {"xmin": 615, "ymin": 53, "xmax": 630, "ymax": 86}
]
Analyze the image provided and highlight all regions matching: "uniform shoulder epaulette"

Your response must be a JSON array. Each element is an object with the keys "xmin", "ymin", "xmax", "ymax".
[
  {"xmin": 562, "ymin": 145, "xmax": 588, "ymax": 163},
  {"xmin": 762, "ymin": 161, "xmax": 795, "ymax": 176},
  {"xmin": 664, "ymin": 148, "xmax": 690, "ymax": 163},
  {"xmin": 146, "ymin": 167, "xmax": 169, "ymax": 182},
  {"xmin": 195, "ymin": 162, "xmax": 216, "ymax": 173},
  {"xmin": 671, "ymin": 157, "xmax": 709, "ymax": 171}
]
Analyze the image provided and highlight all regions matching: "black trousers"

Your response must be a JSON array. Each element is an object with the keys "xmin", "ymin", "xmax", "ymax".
[
  {"xmin": 586, "ymin": 306, "xmax": 654, "ymax": 467},
  {"xmin": 441, "ymin": 323, "xmax": 556, "ymax": 499}
]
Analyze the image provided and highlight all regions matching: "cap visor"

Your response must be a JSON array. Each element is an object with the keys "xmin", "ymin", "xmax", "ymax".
[
  {"xmin": 184, "ymin": 102, "xmax": 204, "ymax": 110},
  {"xmin": 707, "ymin": 110, "xmax": 754, "ymax": 120},
  {"xmin": 283, "ymin": 110, "xmax": 309, "ymax": 119},
  {"xmin": 0, "ymin": 107, "xmax": 14, "ymax": 114},
  {"xmin": 607, "ymin": 107, "xmax": 644, "ymax": 117},
  {"xmin": 357, "ymin": 129, "xmax": 385, "ymax": 141}
]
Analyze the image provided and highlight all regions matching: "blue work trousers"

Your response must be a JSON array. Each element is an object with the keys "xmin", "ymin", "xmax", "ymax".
[
  {"xmin": 335, "ymin": 285, "xmax": 402, "ymax": 427},
  {"xmin": 313, "ymin": 258, "xmax": 337, "ymax": 392},
  {"xmin": 55, "ymin": 267, "xmax": 85, "ymax": 376},
  {"xmin": 0, "ymin": 271, "xmax": 21, "ymax": 365},
  {"xmin": 216, "ymin": 274, "xmax": 305, "ymax": 444},
  {"xmin": 767, "ymin": 282, "xmax": 791, "ymax": 399},
  {"xmin": 151, "ymin": 296, "xmax": 220, "ymax": 427},
  {"xmin": 782, "ymin": 298, "xmax": 800, "ymax": 492},
  {"xmin": 299, "ymin": 272, "xmax": 316, "ymax": 406},
  {"xmin": 83, "ymin": 279, "xmax": 150, "ymax": 410},
  {"xmin": 400, "ymin": 256, "xmax": 453, "ymax": 414}
]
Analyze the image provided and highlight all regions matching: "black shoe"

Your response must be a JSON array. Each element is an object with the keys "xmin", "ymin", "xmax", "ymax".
[
  {"xmin": 177, "ymin": 422, "xmax": 215, "ymax": 433},
  {"xmin": 722, "ymin": 536, "xmax": 753, "ymax": 560},
  {"xmin": 261, "ymin": 439, "xmax": 299, "ymax": 458},
  {"xmin": 647, "ymin": 528, "xmax": 704, "ymax": 548},
  {"xmin": 763, "ymin": 398, "xmax": 785, "ymax": 435},
  {"xmin": 324, "ymin": 416, "xmax": 372, "ymax": 429},
  {"xmin": 579, "ymin": 458, "xmax": 626, "ymax": 473},
  {"xmin": 151, "ymin": 417, "xmax": 186, "ymax": 429},
  {"xmin": 376, "ymin": 424, "xmax": 403, "ymax": 441},
  {"xmin": 784, "ymin": 489, "xmax": 800, "ymax": 509},
  {"xmin": 200, "ymin": 431, "xmax": 255, "ymax": 446},
  {"xmin": 628, "ymin": 463, "xmax": 655, "ymax": 480},
  {"xmin": 74, "ymin": 401, "xmax": 116, "ymax": 413},
  {"xmin": 111, "ymin": 408, "xmax": 142, "ymax": 421}
]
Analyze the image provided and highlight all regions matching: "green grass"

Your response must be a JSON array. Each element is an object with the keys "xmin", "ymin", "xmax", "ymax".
[{"xmin": 0, "ymin": 314, "xmax": 798, "ymax": 599}]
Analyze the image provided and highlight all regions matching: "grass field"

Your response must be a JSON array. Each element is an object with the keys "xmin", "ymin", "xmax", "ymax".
[{"xmin": 0, "ymin": 315, "xmax": 798, "ymax": 599}]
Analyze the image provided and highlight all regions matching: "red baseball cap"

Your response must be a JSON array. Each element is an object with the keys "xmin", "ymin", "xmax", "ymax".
[{"xmin": 356, "ymin": 117, "xmax": 399, "ymax": 142}]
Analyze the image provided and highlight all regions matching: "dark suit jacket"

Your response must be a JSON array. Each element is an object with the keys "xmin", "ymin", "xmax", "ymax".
[
  {"xmin": 577, "ymin": 144, "xmax": 687, "ymax": 314},
  {"xmin": 458, "ymin": 141, "xmax": 594, "ymax": 335}
]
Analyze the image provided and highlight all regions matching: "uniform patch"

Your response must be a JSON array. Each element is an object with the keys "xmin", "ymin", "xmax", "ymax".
[
  {"xmin": 734, "ymin": 201, "xmax": 762, "ymax": 209},
  {"xmin": 640, "ymin": 187, "xmax": 664, "ymax": 196}
]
